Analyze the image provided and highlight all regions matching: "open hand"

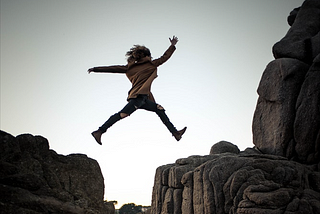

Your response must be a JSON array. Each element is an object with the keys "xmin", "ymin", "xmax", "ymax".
[
  {"xmin": 88, "ymin": 68, "xmax": 94, "ymax": 74},
  {"xmin": 169, "ymin": 36, "xmax": 178, "ymax": 46}
]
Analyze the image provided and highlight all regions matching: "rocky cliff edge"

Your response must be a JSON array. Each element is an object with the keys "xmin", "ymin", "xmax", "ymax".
[{"xmin": 0, "ymin": 130, "xmax": 115, "ymax": 214}]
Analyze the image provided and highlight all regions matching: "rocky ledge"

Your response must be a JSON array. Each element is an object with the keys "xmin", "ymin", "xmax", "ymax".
[
  {"xmin": 0, "ymin": 130, "xmax": 114, "ymax": 214},
  {"xmin": 151, "ymin": 141, "xmax": 320, "ymax": 214}
]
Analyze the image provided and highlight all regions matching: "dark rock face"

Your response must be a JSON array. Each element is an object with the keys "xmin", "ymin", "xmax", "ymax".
[
  {"xmin": 151, "ymin": 147, "xmax": 320, "ymax": 214},
  {"xmin": 253, "ymin": 0, "xmax": 320, "ymax": 164},
  {"xmin": 151, "ymin": 0, "xmax": 320, "ymax": 213},
  {"xmin": 252, "ymin": 59, "xmax": 309, "ymax": 158},
  {"xmin": 0, "ymin": 130, "xmax": 114, "ymax": 214},
  {"xmin": 273, "ymin": 0, "xmax": 320, "ymax": 63},
  {"xmin": 294, "ymin": 55, "xmax": 320, "ymax": 163}
]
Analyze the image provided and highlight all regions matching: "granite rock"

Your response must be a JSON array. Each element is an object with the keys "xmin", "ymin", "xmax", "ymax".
[{"xmin": 0, "ymin": 130, "xmax": 114, "ymax": 214}]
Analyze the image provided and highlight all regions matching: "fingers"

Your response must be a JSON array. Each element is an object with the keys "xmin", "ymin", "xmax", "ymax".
[
  {"xmin": 169, "ymin": 35, "xmax": 178, "ymax": 41},
  {"xmin": 169, "ymin": 35, "xmax": 178, "ymax": 45}
]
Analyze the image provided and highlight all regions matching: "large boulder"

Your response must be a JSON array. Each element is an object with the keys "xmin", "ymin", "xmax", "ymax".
[
  {"xmin": 252, "ymin": 58, "xmax": 309, "ymax": 157},
  {"xmin": 272, "ymin": 0, "xmax": 320, "ymax": 63},
  {"xmin": 0, "ymin": 130, "xmax": 114, "ymax": 214},
  {"xmin": 253, "ymin": 0, "xmax": 320, "ymax": 164}
]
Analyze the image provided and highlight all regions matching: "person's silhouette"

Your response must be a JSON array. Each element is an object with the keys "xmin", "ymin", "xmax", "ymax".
[{"xmin": 88, "ymin": 36, "xmax": 186, "ymax": 145}]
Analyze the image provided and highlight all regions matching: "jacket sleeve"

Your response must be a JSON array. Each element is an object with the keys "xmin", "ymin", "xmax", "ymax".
[
  {"xmin": 152, "ymin": 45, "xmax": 176, "ymax": 67},
  {"xmin": 92, "ymin": 65, "xmax": 127, "ymax": 73}
]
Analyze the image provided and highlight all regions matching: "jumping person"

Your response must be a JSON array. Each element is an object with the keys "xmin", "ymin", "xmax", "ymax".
[{"xmin": 88, "ymin": 36, "xmax": 187, "ymax": 145}]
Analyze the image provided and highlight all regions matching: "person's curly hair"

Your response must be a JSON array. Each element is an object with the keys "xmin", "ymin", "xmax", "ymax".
[{"xmin": 126, "ymin": 45, "xmax": 151, "ymax": 63}]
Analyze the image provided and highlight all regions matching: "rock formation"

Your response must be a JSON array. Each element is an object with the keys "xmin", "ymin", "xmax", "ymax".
[
  {"xmin": 0, "ymin": 130, "xmax": 115, "ymax": 214},
  {"xmin": 253, "ymin": 0, "xmax": 320, "ymax": 164},
  {"xmin": 151, "ymin": 143, "xmax": 320, "ymax": 214},
  {"xmin": 151, "ymin": 0, "xmax": 320, "ymax": 213}
]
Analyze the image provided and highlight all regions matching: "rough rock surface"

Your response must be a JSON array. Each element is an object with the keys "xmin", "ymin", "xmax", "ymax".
[
  {"xmin": 254, "ymin": 0, "xmax": 320, "ymax": 163},
  {"xmin": 151, "ymin": 147, "xmax": 320, "ymax": 214},
  {"xmin": 0, "ymin": 130, "xmax": 115, "ymax": 214},
  {"xmin": 151, "ymin": 0, "xmax": 320, "ymax": 213}
]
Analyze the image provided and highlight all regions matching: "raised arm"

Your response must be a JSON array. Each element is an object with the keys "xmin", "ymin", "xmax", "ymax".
[
  {"xmin": 152, "ymin": 36, "xmax": 178, "ymax": 66},
  {"xmin": 88, "ymin": 65, "xmax": 127, "ymax": 74}
]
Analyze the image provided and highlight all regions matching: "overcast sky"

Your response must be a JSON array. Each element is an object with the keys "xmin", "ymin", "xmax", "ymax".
[{"xmin": 1, "ymin": 0, "xmax": 304, "ymax": 208}]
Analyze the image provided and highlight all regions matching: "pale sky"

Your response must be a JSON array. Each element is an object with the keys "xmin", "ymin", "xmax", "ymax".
[{"xmin": 1, "ymin": 0, "xmax": 304, "ymax": 209}]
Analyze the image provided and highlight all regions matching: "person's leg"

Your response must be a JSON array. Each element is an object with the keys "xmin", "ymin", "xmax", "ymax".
[
  {"xmin": 141, "ymin": 99, "xmax": 187, "ymax": 141},
  {"xmin": 92, "ymin": 98, "xmax": 141, "ymax": 145},
  {"xmin": 98, "ymin": 113, "xmax": 122, "ymax": 133}
]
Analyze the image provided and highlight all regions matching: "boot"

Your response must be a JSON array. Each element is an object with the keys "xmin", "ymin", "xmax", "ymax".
[
  {"xmin": 92, "ymin": 112, "xmax": 122, "ymax": 145},
  {"xmin": 173, "ymin": 127, "xmax": 187, "ymax": 141},
  {"xmin": 91, "ymin": 130, "xmax": 103, "ymax": 145}
]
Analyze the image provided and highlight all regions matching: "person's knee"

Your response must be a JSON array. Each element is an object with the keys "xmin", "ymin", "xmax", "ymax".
[
  {"xmin": 155, "ymin": 105, "xmax": 166, "ymax": 118},
  {"xmin": 120, "ymin": 112, "xmax": 129, "ymax": 118},
  {"xmin": 157, "ymin": 104, "xmax": 165, "ymax": 111}
]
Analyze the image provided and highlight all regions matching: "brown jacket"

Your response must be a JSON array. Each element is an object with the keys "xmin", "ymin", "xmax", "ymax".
[{"xmin": 92, "ymin": 45, "xmax": 176, "ymax": 102}]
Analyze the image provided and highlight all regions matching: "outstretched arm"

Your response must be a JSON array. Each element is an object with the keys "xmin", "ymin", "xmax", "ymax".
[{"xmin": 87, "ymin": 65, "xmax": 127, "ymax": 74}]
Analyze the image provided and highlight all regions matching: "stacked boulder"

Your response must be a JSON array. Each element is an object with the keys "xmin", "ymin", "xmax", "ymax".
[
  {"xmin": 253, "ymin": 0, "xmax": 320, "ymax": 164},
  {"xmin": 151, "ymin": 0, "xmax": 320, "ymax": 213},
  {"xmin": 0, "ymin": 131, "xmax": 115, "ymax": 214}
]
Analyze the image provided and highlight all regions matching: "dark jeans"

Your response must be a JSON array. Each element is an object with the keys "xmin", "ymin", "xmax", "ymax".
[{"xmin": 99, "ymin": 95, "xmax": 178, "ymax": 134}]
